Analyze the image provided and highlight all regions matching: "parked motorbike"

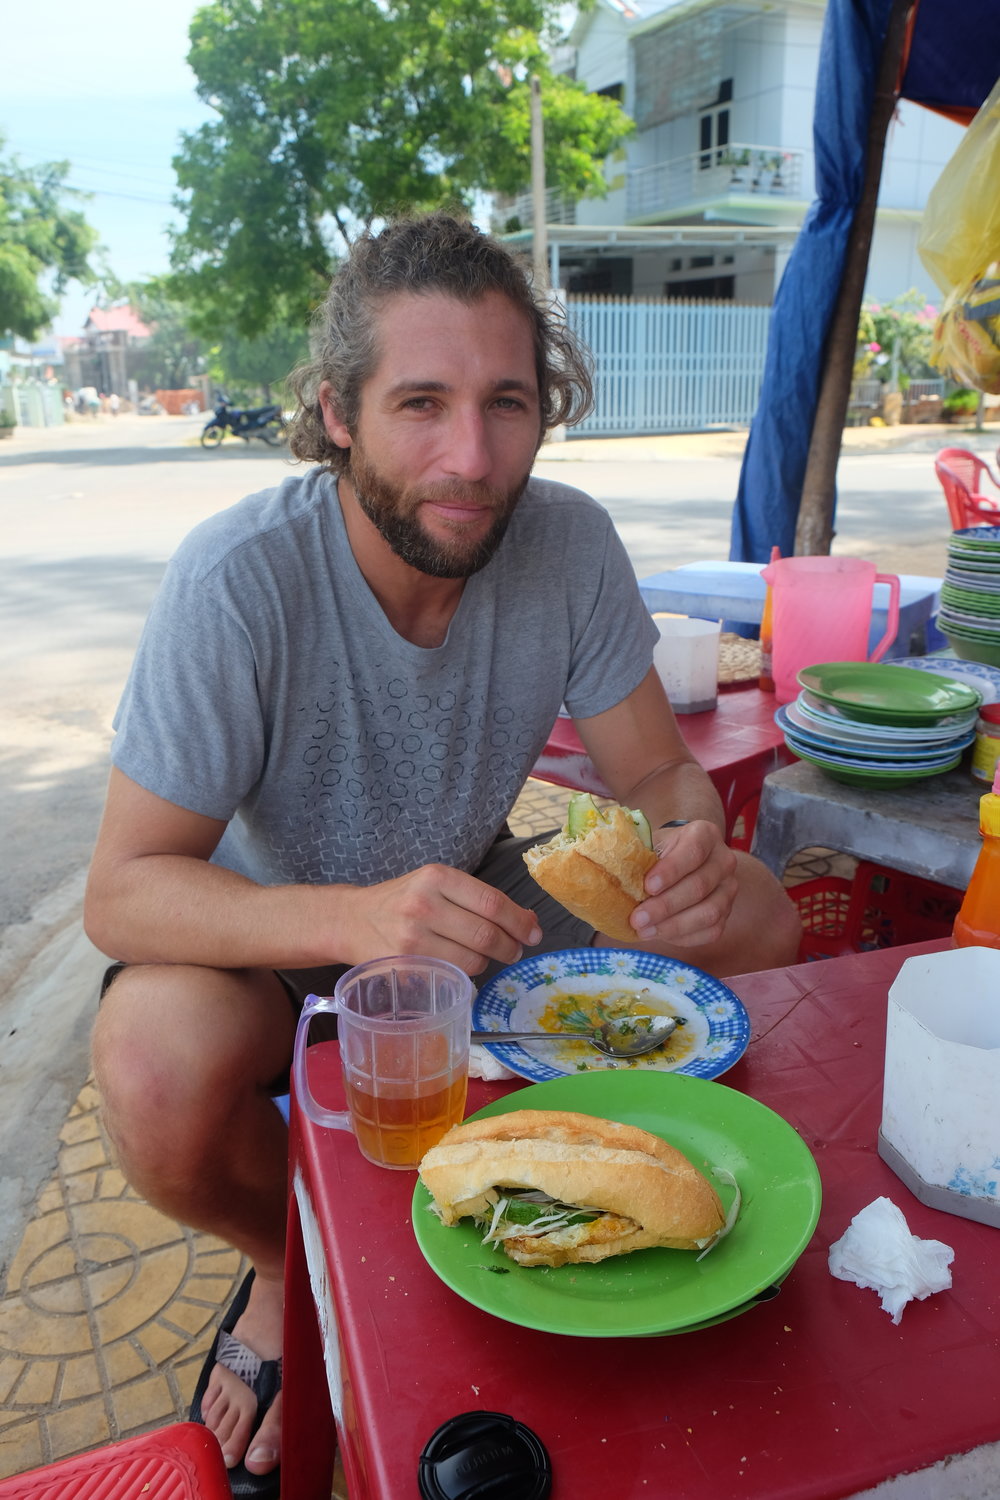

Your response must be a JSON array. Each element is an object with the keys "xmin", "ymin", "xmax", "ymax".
[{"xmin": 201, "ymin": 398, "xmax": 287, "ymax": 448}]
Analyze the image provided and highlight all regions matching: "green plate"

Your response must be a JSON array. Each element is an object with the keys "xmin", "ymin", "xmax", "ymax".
[
  {"xmin": 791, "ymin": 747, "xmax": 962, "ymax": 787},
  {"xmin": 797, "ymin": 661, "xmax": 980, "ymax": 724},
  {"xmin": 411, "ymin": 1071, "xmax": 821, "ymax": 1338}
]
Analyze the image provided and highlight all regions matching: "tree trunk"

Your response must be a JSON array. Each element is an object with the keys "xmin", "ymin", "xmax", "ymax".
[{"xmin": 794, "ymin": 0, "xmax": 916, "ymax": 556}]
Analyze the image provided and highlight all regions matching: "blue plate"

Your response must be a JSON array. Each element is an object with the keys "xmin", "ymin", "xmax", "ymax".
[
  {"xmin": 776, "ymin": 705, "xmax": 976, "ymax": 762},
  {"xmin": 472, "ymin": 948, "xmax": 750, "ymax": 1084},
  {"xmin": 781, "ymin": 724, "xmax": 965, "ymax": 771}
]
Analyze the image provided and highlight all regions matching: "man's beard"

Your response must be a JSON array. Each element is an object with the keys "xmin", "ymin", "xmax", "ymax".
[{"xmin": 348, "ymin": 446, "xmax": 530, "ymax": 579}]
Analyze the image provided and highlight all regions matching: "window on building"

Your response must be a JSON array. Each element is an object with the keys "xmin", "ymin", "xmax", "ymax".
[
  {"xmin": 699, "ymin": 78, "xmax": 733, "ymax": 169},
  {"xmin": 665, "ymin": 275, "xmax": 735, "ymax": 301},
  {"xmin": 596, "ymin": 82, "xmax": 624, "ymax": 102}
]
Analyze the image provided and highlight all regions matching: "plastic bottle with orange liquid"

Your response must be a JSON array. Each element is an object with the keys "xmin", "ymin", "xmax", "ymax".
[
  {"xmin": 758, "ymin": 545, "xmax": 781, "ymax": 692},
  {"xmin": 953, "ymin": 762, "xmax": 1000, "ymax": 949}
]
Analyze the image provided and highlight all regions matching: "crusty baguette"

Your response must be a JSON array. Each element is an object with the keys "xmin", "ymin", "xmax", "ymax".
[
  {"xmin": 523, "ymin": 804, "xmax": 657, "ymax": 942},
  {"xmin": 418, "ymin": 1108, "xmax": 724, "ymax": 1267}
]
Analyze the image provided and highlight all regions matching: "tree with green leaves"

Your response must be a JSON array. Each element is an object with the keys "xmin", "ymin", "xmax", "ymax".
[
  {"xmin": 207, "ymin": 312, "xmax": 310, "ymax": 403},
  {"xmin": 170, "ymin": 0, "xmax": 631, "ymax": 340},
  {"xmin": 0, "ymin": 139, "xmax": 100, "ymax": 341}
]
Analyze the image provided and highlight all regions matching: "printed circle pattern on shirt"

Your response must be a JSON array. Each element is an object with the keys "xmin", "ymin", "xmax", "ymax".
[
  {"xmin": 109, "ymin": 469, "xmax": 659, "ymax": 890},
  {"xmin": 287, "ymin": 669, "xmax": 541, "ymax": 883}
]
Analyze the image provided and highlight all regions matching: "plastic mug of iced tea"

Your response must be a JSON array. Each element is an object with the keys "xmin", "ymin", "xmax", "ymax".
[{"xmin": 291, "ymin": 956, "xmax": 473, "ymax": 1169}]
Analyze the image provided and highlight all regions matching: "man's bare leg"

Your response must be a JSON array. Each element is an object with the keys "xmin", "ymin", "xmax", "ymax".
[{"xmin": 91, "ymin": 963, "xmax": 296, "ymax": 1476}]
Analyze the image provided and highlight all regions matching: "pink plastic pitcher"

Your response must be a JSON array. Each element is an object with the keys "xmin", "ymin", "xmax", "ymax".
[{"xmin": 760, "ymin": 556, "xmax": 901, "ymax": 704}]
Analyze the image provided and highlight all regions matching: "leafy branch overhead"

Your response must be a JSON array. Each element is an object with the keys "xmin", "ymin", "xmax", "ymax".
[
  {"xmin": 0, "ymin": 137, "xmax": 100, "ymax": 342},
  {"xmin": 169, "ymin": 0, "xmax": 631, "ymax": 339}
]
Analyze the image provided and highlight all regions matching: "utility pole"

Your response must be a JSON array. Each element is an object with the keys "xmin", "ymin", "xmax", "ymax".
[{"xmin": 530, "ymin": 75, "xmax": 548, "ymax": 288}]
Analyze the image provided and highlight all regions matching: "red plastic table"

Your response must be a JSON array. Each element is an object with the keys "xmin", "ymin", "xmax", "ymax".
[
  {"xmin": 0, "ymin": 1423, "xmax": 231, "ymax": 1498},
  {"xmin": 282, "ymin": 938, "xmax": 1000, "ymax": 1500},
  {"xmin": 532, "ymin": 688, "xmax": 794, "ymax": 844}
]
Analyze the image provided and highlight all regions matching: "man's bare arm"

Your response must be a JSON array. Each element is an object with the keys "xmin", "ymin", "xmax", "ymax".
[
  {"xmin": 574, "ymin": 668, "xmax": 726, "ymax": 830},
  {"xmin": 84, "ymin": 769, "xmax": 540, "ymax": 975},
  {"xmin": 573, "ymin": 669, "xmax": 738, "ymax": 947}
]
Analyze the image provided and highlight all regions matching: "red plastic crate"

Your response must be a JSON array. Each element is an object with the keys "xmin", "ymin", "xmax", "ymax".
[
  {"xmin": 0, "ymin": 1423, "xmax": 231, "ymax": 1499},
  {"xmin": 790, "ymin": 861, "xmax": 962, "ymax": 962}
]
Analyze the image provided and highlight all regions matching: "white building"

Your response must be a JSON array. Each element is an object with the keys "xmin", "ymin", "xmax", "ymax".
[{"xmin": 498, "ymin": 0, "xmax": 964, "ymax": 307}]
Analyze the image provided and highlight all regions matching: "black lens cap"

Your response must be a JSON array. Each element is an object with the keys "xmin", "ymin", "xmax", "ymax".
[{"xmin": 418, "ymin": 1410, "xmax": 552, "ymax": 1500}]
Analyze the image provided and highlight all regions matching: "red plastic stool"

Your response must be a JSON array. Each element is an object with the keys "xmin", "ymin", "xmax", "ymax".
[{"xmin": 0, "ymin": 1422, "xmax": 231, "ymax": 1498}]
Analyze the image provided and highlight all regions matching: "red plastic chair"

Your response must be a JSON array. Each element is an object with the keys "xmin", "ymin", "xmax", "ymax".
[
  {"xmin": 0, "ymin": 1423, "xmax": 231, "ymax": 1499},
  {"xmin": 935, "ymin": 447, "xmax": 1000, "ymax": 529}
]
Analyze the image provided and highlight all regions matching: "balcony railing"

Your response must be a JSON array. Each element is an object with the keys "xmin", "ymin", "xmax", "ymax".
[
  {"xmin": 491, "ymin": 187, "xmax": 577, "ymax": 234},
  {"xmin": 627, "ymin": 144, "xmax": 804, "ymax": 220}
]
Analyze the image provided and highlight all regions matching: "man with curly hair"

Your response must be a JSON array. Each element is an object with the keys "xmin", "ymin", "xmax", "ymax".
[{"xmin": 84, "ymin": 212, "xmax": 799, "ymax": 1491}]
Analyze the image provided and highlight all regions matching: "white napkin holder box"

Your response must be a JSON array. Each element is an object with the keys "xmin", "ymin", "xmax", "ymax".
[{"xmin": 878, "ymin": 946, "xmax": 1000, "ymax": 1228}]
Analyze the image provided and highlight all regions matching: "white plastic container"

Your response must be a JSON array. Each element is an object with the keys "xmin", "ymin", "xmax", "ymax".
[
  {"xmin": 652, "ymin": 614, "xmax": 721, "ymax": 714},
  {"xmin": 879, "ymin": 946, "xmax": 1000, "ymax": 1227}
]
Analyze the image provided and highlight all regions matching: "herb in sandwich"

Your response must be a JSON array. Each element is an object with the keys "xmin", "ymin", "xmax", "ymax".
[{"xmin": 478, "ymin": 1188, "xmax": 603, "ymax": 1245}]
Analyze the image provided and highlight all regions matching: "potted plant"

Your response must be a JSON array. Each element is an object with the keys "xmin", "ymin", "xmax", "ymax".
[
  {"xmin": 942, "ymin": 388, "xmax": 980, "ymax": 423},
  {"xmin": 720, "ymin": 147, "xmax": 751, "ymax": 185}
]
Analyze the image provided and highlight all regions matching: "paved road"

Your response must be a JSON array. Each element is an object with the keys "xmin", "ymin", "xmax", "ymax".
[{"xmin": 0, "ymin": 408, "xmax": 989, "ymax": 1269}]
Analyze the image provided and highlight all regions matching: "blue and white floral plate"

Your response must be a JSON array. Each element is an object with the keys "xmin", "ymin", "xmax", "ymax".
[
  {"xmin": 472, "ymin": 948, "xmax": 750, "ymax": 1084},
  {"xmin": 893, "ymin": 655, "xmax": 1000, "ymax": 705}
]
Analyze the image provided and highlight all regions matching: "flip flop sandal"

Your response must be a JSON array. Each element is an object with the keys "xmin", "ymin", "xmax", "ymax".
[{"xmin": 189, "ymin": 1269, "xmax": 282, "ymax": 1499}]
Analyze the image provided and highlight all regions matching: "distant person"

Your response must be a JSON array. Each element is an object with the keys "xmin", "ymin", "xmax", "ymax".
[
  {"xmin": 84, "ymin": 211, "xmax": 800, "ymax": 1493},
  {"xmin": 109, "ymin": 392, "xmax": 120, "ymax": 416}
]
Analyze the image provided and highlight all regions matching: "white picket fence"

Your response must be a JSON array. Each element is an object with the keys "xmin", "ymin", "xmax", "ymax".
[
  {"xmin": 0, "ymin": 380, "xmax": 66, "ymax": 428},
  {"xmin": 564, "ymin": 297, "xmax": 772, "ymax": 436}
]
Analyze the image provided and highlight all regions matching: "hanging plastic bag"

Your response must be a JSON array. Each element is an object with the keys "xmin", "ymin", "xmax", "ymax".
[{"xmin": 918, "ymin": 77, "xmax": 1000, "ymax": 393}]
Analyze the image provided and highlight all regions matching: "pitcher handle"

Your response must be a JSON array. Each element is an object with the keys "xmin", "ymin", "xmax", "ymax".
[
  {"xmin": 868, "ymin": 572, "xmax": 901, "ymax": 663},
  {"xmin": 291, "ymin": 994, "xmax": 352, "ymax": 1131}
]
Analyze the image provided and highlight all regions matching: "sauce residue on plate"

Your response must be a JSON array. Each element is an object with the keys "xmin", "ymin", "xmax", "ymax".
[{"xmin": 533, "ymin": 987, "xmax": 696, "ymax": 1070}]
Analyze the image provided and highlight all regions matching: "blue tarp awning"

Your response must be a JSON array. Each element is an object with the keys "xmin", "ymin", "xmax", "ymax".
[{"xmin": 730, "ymin": 0, "xmax": 1000, "ymax": 565}]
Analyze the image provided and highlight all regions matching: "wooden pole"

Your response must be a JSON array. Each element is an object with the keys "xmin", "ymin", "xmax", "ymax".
[
  {"xmin": 794, "ymin": 0, "xmax": 916, "ymax": 555},
  {"xmin": 530, "ymin": 76, "xmax": 548, "ymax": 288}
]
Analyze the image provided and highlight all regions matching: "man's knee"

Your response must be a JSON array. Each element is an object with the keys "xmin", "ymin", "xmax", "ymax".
[
  {"xmin": 92, "ymin": 963, "xmax": 294, "ymax": 1126},
  {"xmin": 730, "ymin": 854, "xmax": 802, "ymax": 970}
]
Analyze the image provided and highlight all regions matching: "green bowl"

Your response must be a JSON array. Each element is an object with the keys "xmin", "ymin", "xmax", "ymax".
[{"xmin": 942, "ymin": 631, "xmax": 1000, "ymax": 669}]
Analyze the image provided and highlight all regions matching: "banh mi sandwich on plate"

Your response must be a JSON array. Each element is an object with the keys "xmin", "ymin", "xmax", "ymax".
[
  {"xmin": 418, "ymin": 1108, "xmax": 729, "ymax": 1268},
  {"xmin": 523, "ymin": 793, "xmax": 658, "ymax": 943}
]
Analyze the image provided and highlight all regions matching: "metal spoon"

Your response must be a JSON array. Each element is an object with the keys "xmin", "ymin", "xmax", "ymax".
[{"xmin": 471, "ymin": 1015, "xmax": 679, "ymax": 1058}]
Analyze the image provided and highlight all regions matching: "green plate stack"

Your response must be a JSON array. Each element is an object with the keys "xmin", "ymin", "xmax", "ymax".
[{"xmin": 940, "ymin": 525, "xmax": 1000, "ymax": 668}]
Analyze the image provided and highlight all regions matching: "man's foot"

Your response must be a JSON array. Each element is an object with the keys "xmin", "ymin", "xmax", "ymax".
[{"xmin": 192, "ymin": 1270, "xmax": 284, "ymax": 1479}]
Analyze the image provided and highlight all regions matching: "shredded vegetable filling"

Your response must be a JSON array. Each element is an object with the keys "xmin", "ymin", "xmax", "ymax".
[{"xmin": 478, "ymin": 1188, "xmax": 603, "ymax": 1244}]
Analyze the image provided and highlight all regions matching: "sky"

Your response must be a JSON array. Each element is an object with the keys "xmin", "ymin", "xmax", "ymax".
[{"xmin": 5, "ymin": 0, "xmax": 214, "ymax": 338}]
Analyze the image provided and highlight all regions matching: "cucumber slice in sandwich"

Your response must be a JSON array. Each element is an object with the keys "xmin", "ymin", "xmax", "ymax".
[{"xmin": 565, "ymin": 793, "xmax": 653, "ymax": 850}]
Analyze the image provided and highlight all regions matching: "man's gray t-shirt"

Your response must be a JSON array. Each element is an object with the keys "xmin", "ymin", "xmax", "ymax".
[{"xmin": 111, "ymin": 468, "xmax": 658, "ymax": 887}]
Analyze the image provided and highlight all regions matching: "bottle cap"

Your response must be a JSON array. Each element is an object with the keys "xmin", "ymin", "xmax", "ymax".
[
  {"xmin": 417, "ymin": 1411, "xmax": 552, "ymax": 1500},
  {"xmin": 979, "ymin": 703, "xmax": 1000, "ymax": 726}
]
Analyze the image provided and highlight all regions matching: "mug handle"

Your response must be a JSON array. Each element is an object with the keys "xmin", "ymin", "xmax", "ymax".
[
  {"xmin": 868, "ymin": 572, "xmax": 901, "ymax": 663},
  {"xmin": 291, "ymin": 993, "xmax": 352, "ymax": 1131}
]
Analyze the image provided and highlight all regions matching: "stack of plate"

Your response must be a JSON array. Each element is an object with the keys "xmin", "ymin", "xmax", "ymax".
[
  {"xmin": 777, "ymin": 661, "xmax": 981, "ymax": 787},
  {"xmin": 939, "ymin": 526, "xmax": 1000, "ymax": 669}
]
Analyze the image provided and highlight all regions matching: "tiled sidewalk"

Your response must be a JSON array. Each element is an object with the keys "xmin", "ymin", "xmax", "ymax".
[{"xmin": 0, "ymin": 776, "xmax": 838, "ymax": 1490}]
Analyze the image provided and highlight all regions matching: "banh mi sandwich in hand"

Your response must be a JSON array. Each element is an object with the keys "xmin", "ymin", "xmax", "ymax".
[
  {"xmin": 523, "ymin": 792, "xmax": 658, "ymax": 942},
  {"xmin": 418, "ymin": 1108, "xmax": 729, "ymax": 1268}
]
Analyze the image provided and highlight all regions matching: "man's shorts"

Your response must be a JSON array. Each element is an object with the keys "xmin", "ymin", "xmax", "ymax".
[{"xmin": 100, "ymin": 828, "xmax": 594, "ymax": 1009}]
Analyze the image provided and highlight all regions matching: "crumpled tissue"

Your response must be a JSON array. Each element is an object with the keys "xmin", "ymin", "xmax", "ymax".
[
  {"xmin": 828, "ymin": 1196, "xmax": 954, "ymax": 1324},
  {"xmin": 468, "ymin": 1043, "xmax": 517, "ymax": 1081}
]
